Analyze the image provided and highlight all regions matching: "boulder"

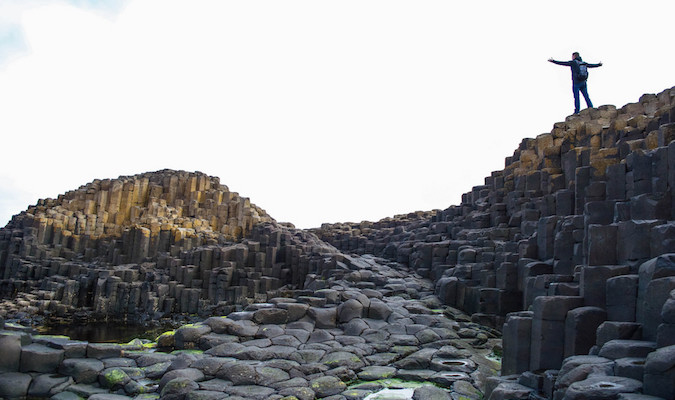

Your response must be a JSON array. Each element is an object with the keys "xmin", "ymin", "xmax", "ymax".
[
  {"xmin": 59, "ymin": 358, "xmax": 105, "ymax": 383},
  {"xmin": 159, "ymin": 368, "xmax": 205, "ymax": 391},
  {"xmin": 0, "ymin": 372, "xmax": 32, "ymax": 399},
  {"xmin": 174, "ymin": 323, "xmax": 212, "ymax": 349},
  {"xmin": 412, "ymin": 384, "xmax": 452, "ymax": 400},
  {"xmin": 0, "ymin": 332, "xmax": 26, "ymax": 372},
  {"xmin": 252, "ymin": 308, "xmax": 288, "ymax": 325},
  {"xmin": 487, "ymin": 382, "xmax": 534, "ymax": 400},
  {"xmin": 563, "ymin": 376, "xmax": 642, "ymax": 400},
  {"xmin": 309, "ymin": 375, "xmax": 347, "ymax": 398},
  {"xmin": 598, "ymin": 339, "xmax": 657, "ymax": 360},
  {"xmin": 337, "ymin": 299, "xmax": 364, "ymax": 323},
  {"xmin": 643, "ymin": 344, "xmax": 675, "ymax": 399},
  {"xmin": 160, "ymin": 377, "xmax": 200, "ymax": 400},
  {"xmin": 307, "ymin": 306, "xmax": 338, "ymax": 329},
  {"xmin": 20, "ymin": 343, "xmax": 65, "ymax": 373},
  {"xmin": 27, "ymin": 374, "xmax": 74, "ymax": 398}
]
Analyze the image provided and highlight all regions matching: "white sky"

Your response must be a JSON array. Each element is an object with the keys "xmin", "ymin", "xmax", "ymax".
[{"xmin": 1, "ymin": 0, "xmax": 674, "ymax": 229}]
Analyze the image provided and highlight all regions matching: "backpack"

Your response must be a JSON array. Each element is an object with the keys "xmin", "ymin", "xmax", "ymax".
[{"xmin": 576, "ymin": 61, "xmax": 588, "ymax": 81}]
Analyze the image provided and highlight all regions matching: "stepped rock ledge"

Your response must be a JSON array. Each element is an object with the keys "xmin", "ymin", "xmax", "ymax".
[{"xmin": 1, "ymin": 87, "xmax": 675, "ymax": 399}]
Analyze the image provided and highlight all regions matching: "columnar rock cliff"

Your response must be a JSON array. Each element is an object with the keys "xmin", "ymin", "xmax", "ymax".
[
  {"xmin": 0, "ymin": 87, "xmax": 674, "ymax": 399},
  {"xmin": 313, "ymin": 87, "xmax": 675, "ymax": 399},
  {"xmin": 0, "ymin": 170, "xmax": 337, "ymax": 322}
]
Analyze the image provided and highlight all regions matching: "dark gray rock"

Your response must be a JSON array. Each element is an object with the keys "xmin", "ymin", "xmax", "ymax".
[
  {"xmin": 555, "ymin": 355, "xmax": 615, "ymax": 391},
  {"xmin": 174, "ymin": 323, "xmax": 212, "ymax": 349},
  {"xmin": 643, "ymin": 344, "xmax": 675, "ymax": 399},
  {"xmin": 641, "ymin": 276, "xmax": 675, "ymax": 341},
  {"xmin": 32, "ymin": 335, "xmax": 88, "ymax": 358},
  {"xmin": 136, "ymin": 352, "xmax": 177, "ymax": 368},
  {"xmin": 321, "ymin": 351, "xmax": 365, "ymax": 370},
  {"xmin": 614, "ymin": 357, "xmax": 646, "ymax": 381},
  {"xmin": 51, "ymin": 391, "xmax": 85, "ymax": 400},
  {"xmin": 185, "ymin": 390, "xmax": 227, "ymax": 400},
  {"xmin": 217, "ymin": 362, "xmax": 257, "ymax": 385},
  {"xmin": 285, "ymin": 328, "xmax": 311, "ymax": 343},
  {"xmin": 0, "ymin": 372, "xmax": 32, "ymax": 399},
  {"xmin": 88, "ymin": 395, "xmax": 135, "ymax": 400},
  {"xmin": 256, "ymin": 324, "xmax": 285, "ymax": 338},
  {"xmin": 160, "ymin": 377, "xmax": 200, "ymax": 400},
  {"xmin": 638, "ymin": 254, "xmax": 675, "ymax": 333},
  {"xmin": 198, "ymin": 333, "xmax": 240, "ymax": 350},
  {"xmin": 20, "ymin": 343, "xmax": 64, "ymax": 373},
  {"xmin": 225, "ymin": 319, "xmax": 259, "ymax": 337},
  {"xmin": 430, "ymin": 358, "xmax": 477, "ymax": 373},
  {"xmin": 225, "ymin": 384, "xmax": 275, "ymax": 400},
  {"xmin": 278, "ymin": 386, "xmax": 315, "ymax": 400},
  {"xmin": 394, "ymin": 348, "xmax": 437, "ymax": 369},
  {"xmin": 197, "ymin": 378, "xmax": 232, "ymax": 391},
  {"xmin": 0, "ymin": 332, "xmax": 26, "ymax": 372},
  {"xmin": 487, "ymin": 382, "xmax": 534, "ymax": 400},
  {"xmin": 255, "ymin": 365, "xmax": 290, "ymax": 384},
  {"xmin": 102, "ymin": 357, "xmax": 136, "ymax": 368},
  {"xmin": 159, "ymin": 368, "xmax": 205, "ymax": 391},
  {"xmin": 356, "ymin": 366, "xmax": 397, "ymax": 381},
  {"xmin": 412, "ymin": 384, "xmax": 452, "ymax": 400},
  {"xmin": 204, "ymin": 342, "xmax": 245, "ymax": 357},
  {"xmin": 144, "ymin": 361, "xmax": 172, "ymax": 379},
  {"xmin": 596, "ymin": 321, "xmax": 642, "ymax": 348},
  {"xmin": 564, "ymin": 306, "xmax": 607, "ymax": 358},
  {"xmin": 59, "ymin": 358, "xmax": 105, "ymax": 383},
  {"xmin": 307, "ymin": 329, "xmax": 334, "ymax": 344},
  {"xmin": 606, "ymin": 275, "xmax": 639, "ymax": 322},
  {"xmin": 87, "ymin": 343, "xmax": 123, "ymax": 359},
  {"xmin": 337, "ymin": 299, "xmax": 364, "ymax": 323},
  {"xmin": 203, "ymin": 316, "xmax": 232, "ymax": 334},
  {"xmin": 28, "ymin": 374, "xmax": 73, "ymax": 398},
  {"xmin": 598, "ymin": 339, "xmax": 657, "ymax": 360},
  {"xmin": 308, "ymin": 306, "xmax": 338, "ymax": 329},
  {"xmin": 98, "ymin": 367, "xmax": 131, "ymax": 390},
  {"xmin": 396, "ymin": 369, "xmax": 435, "ymax": 381},
  {"xmin": 430, "ymin": 371, "xmax": 472, "ymax": 387},
  {"xmin": 253, "ymin": 308, "xmax": 288, "ymax": 325},
  {"xmin": 563, "ymin": 376, "xmax": 642, "ymax": 400},
  {"xmin": 191, "ymin": 356, "xmax": 234, "ymax": 376},
  {"xmin": 309, "ymin": 375, "xmax": 347, "ymax": 397},
  {"xmin": 367, "ymin": 298, "xmax": 393, "ymax": 320},
  {"xmin": 61, "ymin": 383, "xmax": 109, "ymax": 397}
]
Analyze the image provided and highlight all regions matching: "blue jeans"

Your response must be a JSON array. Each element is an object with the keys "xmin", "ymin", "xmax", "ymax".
[{"xmin": 573, "ymin": 81, "xmax": 593, "ymax": 113}]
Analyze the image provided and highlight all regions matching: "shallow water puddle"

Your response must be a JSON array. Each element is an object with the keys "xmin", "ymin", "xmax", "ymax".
[{"xmin": 363, "ymin": 388, "xmax": 416, "ymax": 400}]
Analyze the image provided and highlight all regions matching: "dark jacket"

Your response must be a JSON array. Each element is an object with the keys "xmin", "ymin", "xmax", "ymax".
[{"xmin": 550, "ymin": 58, "xmax": 602, "ymax": 83}]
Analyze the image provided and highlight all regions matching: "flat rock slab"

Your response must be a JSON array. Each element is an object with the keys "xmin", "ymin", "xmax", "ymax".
[
  {"xmin": 357, "ymin": 366, "xmax": 397, "ymax": 381},
  {"xmin": 0, "ymin": 372, "xmax": 32, "ymax": 398},
  {"xmin": 321, "ymin": 351, "xmax": 365, "ymax": 370},
  {"xmin": 20, "ymin": 343, "xmax": 65, "ymax": 373},
  {"xmin": 309, "ymin": 375, "xmax": 347, "ymax": 398},
  {"xmin": 224, "ymin": 384, "xmax": 275, "ymax": 399},
  {"xmin": 564, "ymin": 376, "xmax": 643, "ymax": 400}
]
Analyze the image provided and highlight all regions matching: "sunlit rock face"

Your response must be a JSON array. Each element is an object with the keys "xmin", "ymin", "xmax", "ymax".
[{"xmin": 0, "ymin": 169, "xmax": 334, "ymax": 322}]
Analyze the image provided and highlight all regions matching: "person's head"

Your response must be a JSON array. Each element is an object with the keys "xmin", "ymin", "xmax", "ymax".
[{"xmin": 572, "ymin": 52, "xmax": 580, "ymax": 60}]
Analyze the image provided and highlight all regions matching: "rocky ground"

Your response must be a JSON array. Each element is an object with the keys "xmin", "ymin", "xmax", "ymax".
[{"xmin": 0, "ymin": 254, "xmax": 501, "ymax": 400}]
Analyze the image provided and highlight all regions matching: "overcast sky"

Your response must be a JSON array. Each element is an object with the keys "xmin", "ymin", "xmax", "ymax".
[{"xmin": 1, "ymin": 0, "xmax": 674, "ymax": 229}]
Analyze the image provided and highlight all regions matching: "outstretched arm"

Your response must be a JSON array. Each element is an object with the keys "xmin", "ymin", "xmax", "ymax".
[
  {"xmin": 586, "ymin": 62, "xmax": 603, "ymax": 68},
  {"xmin": 548, "ymin": 58, "xmax": 572, "ymax": 66}
]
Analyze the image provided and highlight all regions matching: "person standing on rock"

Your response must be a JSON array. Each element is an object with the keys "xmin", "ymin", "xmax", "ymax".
[{"xmin": 548, "ymin": 52, "xmax": 603, "ymax": 114}]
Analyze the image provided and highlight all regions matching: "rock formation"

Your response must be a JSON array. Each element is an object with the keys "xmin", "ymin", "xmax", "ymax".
[
  {"xmin": 0, "ymin": 169, "xmax": 335, "ymax": 323},
  {"xmin": 313, "ymin": 87, "xmax": 675, "ymax": 399},
  {"xmin": 0, "ymin": 86, "xmax": 674, "ymax": 399}
]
